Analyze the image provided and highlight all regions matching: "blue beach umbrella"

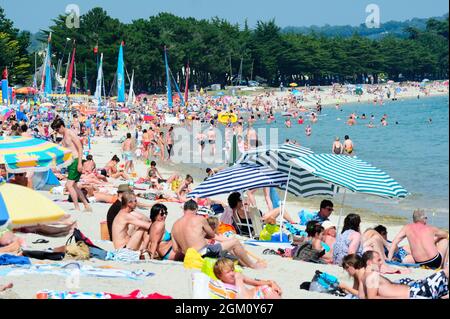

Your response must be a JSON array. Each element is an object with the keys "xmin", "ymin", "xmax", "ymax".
[
  {"xmin": 187, "ymin": 163, "xmax": 288, "ymax": 199},
  {"xmin": 290, "ymin": 153, "xmax": 408, "ymax": 230},
  {"xmin": 0, "ymin": 136, "xmax": 73, "ymax": 173}
]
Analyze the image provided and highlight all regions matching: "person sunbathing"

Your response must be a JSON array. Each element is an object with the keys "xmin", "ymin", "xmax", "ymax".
[
  {"xmin": 362, "ymin": 228, "xmax": 411, "ymax": 274},
  {"xmin": 0, "ymin": 282, "xmax": 13, "ymax": 292},
  {"xmin": 111, "ymin": 192, "xmax": 152, "ymax": 251},
  {"xmin": 213, "ymin": 258, "xmax": 281, "ymax": 299},
  {"xmin": 361, "ymin": 250, "xmax": 448, "ymax": 299},
  {"xmin": 171, "ymin": 200, "xmax": 266, "ymax": 269},
  {"xmin": 340, "ymin": 254, "xmax": 365, "ymax": 297},
  {"xmin": 144, "ymin": 204, "xmax": 183, "ymax": 261},
  {"xmin": 176, "ymin": 175, "xmax": 194, "ymax": 202},
  {"xmin": 101, "ymin": 155, "xmax": 129, "ymax": 180},
  {"xmin": 387, "ymin": 209, "xmax": 449, "ymax": 270},
  {"xmin": 0, "ymin": 230, "xmax": 24, "ymax": 255},
  {"xmin": 13, "ymin": 214, "xmax": 77, "ymax": 237}
]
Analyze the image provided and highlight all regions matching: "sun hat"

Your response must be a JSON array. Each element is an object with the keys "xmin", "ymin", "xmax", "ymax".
[
  {"xmin": 322, "ymin": 221, "xmax": 336, "ymax": 230},
  {"xmin": 117, "ymin": 184, "xmax": 132, "ymax": 193}
]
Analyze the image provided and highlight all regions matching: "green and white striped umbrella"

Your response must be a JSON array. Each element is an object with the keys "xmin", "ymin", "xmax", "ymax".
[{"xmin": 289, "ymin": 154, "xmax": 408, "ymax": 198}]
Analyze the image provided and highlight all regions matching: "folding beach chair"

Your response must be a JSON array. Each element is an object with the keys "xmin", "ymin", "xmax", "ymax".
[{"xmin": 232, "ymin": 205, "xmax": 264, "ymax": 240}]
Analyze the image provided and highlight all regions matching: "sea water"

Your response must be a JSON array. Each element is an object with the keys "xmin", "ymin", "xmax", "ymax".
[{"xmin": 251, "ymin": 95, "xmax": 449, "ymax": 228}]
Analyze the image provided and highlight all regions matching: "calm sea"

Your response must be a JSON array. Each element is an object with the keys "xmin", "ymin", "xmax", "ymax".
[{"xmin": 250, "ymin": 95, "xmax": 449, "ymax": 228}]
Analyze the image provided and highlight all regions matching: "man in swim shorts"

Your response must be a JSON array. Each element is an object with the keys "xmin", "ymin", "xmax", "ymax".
[
  {"xmin": 122, "ymin": 132, "xmax": 134, "ymax": 173},
  {"xmin": 362, "ymin": 251, "xmax": 448, "ymax": 299},
  {"xmin": 388, "ymin": 209, "xmax": 448, "ymax": 269},
  {"xmin": 171, "ymin": 200, "xmax": 266, "ymax": 269},
  {"xmin": 51, "ymin": 118, "xmax": 92, "ymax": 212}
]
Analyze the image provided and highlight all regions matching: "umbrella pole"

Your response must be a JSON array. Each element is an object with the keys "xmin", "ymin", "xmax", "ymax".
[
  {"xmin": 242, "ymin": 191, "xmax": 253, "ymax": 239},
  {"xmin": 279, "ymin": 165, "xmax": 292, "ymax": 241},
  {"xmin": 337, "ymin": 188, "xmax": 347, "ymax": 234}
]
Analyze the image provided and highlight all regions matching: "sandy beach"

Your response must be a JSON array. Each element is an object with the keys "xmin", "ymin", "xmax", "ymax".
[{"xmin": 1, "ymin": 122, "xmax": 444, "ymax": 299}]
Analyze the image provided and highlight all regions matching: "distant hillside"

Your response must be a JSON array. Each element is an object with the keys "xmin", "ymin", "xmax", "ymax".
[
  {"xmin": 282, "ymin": 14, "xmax": 449, "ymax": 39},
  {"xmin": 28, "ymin": 31, "xmax": 46, "ymax": 53}
]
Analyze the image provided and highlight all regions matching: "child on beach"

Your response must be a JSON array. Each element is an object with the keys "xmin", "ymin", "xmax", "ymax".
[{"xmin": 213, "ymin": 258, "xmax": 282, "ymax": 299}]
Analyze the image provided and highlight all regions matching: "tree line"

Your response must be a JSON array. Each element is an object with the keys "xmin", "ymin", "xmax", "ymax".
[{"xmin": 0, "ymin": 6, "xmax": 448, "ymax": 93}]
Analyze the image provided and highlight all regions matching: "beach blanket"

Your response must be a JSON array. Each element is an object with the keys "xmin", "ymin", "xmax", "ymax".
[
  {"xmin": 3, "ymin": 262, "xmax": 154, "ymax": 280},
  {"xmin": 105, "ymin": 248, "xmax": 141, "ymax": 262},
  {"xmin": 0, "ymin": 254, "xmax": 31, "ymax": 265},
  {"xmin": 37, "ymin": 289, "xmax": 172, "ymax": 299}
]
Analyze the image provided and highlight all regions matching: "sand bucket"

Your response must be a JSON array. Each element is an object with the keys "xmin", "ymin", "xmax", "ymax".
[{"xmin": 100, "ymin": 221, "xmax": 110, "ymax": 241}]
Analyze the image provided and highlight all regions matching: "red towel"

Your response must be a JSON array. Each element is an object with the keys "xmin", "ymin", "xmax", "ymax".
[{"xmin": 108, "ymin": 290, "xmax": 172, "ymax": 299}]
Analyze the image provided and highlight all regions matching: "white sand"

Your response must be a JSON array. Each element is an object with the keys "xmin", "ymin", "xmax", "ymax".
[{"xmin": 1, "ymin": 88, "xmax": 447, "ymax": 299}]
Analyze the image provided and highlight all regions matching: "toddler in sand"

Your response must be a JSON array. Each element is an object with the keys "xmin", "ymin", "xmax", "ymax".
[{"xmin": 213, "ymin": 258, "xmax": 282, "ymax": 299}]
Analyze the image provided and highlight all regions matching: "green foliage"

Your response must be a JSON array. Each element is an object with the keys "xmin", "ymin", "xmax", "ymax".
[
  {"xmin": 0, "ymin": 7, "xmax": 31, "ymax": 85},
  {"xmin": 1, "ymin": 5, "xmax": 448, "ymax": 90}
]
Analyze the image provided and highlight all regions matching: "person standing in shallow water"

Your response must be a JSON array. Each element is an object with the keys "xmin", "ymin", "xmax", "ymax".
[
  {"xmin": 343, "ymin": 135, "xmax": 354, "ymax": 156},
  {"xmin": 332, "ymin": 137, "xmax": 343, "ymax": 154}
]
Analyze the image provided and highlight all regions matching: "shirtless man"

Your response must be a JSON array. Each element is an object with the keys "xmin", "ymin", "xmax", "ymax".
[
  {"xmin": 246, "ymin": 124, "xmax": 258, "ymax": 149},
  {"xmin": 361, "ymin": 250, "xmax": 448, "ymax": 299},
  {"xmin": 388, "ymin": 209, "xmax": 449, "ymax": 269},
  {"xmin": 122, "ymin": 132, "xmax": 134, "ymax": 173},
  {"xmin": 111, "ymin": 192, "xmax": 152, "ymax": 251},
  {"xmin": 196, "ymin": 132, "xmax": 207, "ymax": 160},
  {"xmin": 171, "ymin": 200, "xmax": 266, "ymax": 269},
  {"xmin": 207, "ymin": 126, "xmax": 217, "ymax": 156},
  {"xmin": 51, "ymin": 119, "xmax": 92, "ymax": 212}
]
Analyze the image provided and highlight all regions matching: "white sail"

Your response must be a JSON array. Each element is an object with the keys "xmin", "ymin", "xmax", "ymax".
[
  {"xmin": 94, "ymin": 53, "xmax": 103, "ymax": 106},
  {"xmin": 127, "ymin": 69, "xmax": 135, "ymax": 107}
]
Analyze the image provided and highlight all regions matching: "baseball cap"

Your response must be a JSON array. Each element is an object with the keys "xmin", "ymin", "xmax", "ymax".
[
  {"xmin": 117, "ymin": 184, "xmax": 132, "ymax": 193},
  {"xmin": 322, "ymin": 221, "xmax": 336, "ymax": 230}
]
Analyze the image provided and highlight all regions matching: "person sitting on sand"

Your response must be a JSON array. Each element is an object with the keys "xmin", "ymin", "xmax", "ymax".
[
  {"xmin": 374, "ymin": 225, "xmax": 413, "ymax": 264},
  {"xmin": 101, "ymin": 155, "xmax": 128, "ymax": 180},
  {"xmin": 171, "ymin": 200, "xmax": 266, "ymax": 269},
  {"xmin": 176, "ymin": 175, "xmax": 194, "ymax": 202},
  {"xmin": 361, "ymin": 250, "xmax": 448, "ymax": 299},
  {"xmin": 333, "ymin": 214, "xmax": 363, "ymax": 266},
  {"xmin": 111, "ymin": 192, "xmax": 152, "ymax": 250},
  {"xmin": 299, "ymin": 199, "xmax": 334, "ymax": 226},
  {"xmin": 322, "ymin": 221, "xmax": 337, "ymax": 263},
  {"xmin": 213, "ymin": 257, "xmax": 282, "ymax": 299},
  {"xmin": 387, "ymin": 209, "xmax": 449, "ymax": 269},
  {"xmin": 144, "ymin": 204, "xmax": 183, "ymax": 261}
]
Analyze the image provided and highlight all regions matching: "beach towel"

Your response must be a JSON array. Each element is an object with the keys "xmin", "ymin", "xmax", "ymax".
[
  {"xmin": 0, "ymin": 254, "xmax": 31, "ymax": 265},
  {"xmin": 5, "ymin": 263, "xmax": 154, "ymax": 280},
  {"xmin": 386, "ymin": 260, "xmax": 421, "ymax": 268},
  {"xmin": 22, "ymin": 250, "xmax": 65, "ymax": 261},
  {"xmin": 307, "ymin": 270, "xmax": 347, "ymax": 297},
  {"xmin": 105, "ymin": 248, "xmax": 140, "ymax": 262},
  {"xmin": 37, "ymin": 289, "xmax": 172, "ymax": 299}
]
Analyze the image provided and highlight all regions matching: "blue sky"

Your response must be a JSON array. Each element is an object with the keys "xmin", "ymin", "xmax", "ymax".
[{"xmin": 1, "ymin": 0, "xmax": 448, "ymax": 32}]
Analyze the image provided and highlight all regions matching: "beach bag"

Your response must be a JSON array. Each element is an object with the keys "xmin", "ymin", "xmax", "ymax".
[
  {"xmin": 66, "ymin": 228, "xmax": 108, "ymax": 259},
  {"xmin": 292, "ymin": 242, "xmax": 326, "ymax": 263},
  {"xmin": 309, "ymin": 270, "xmax": 347, "ymax": 297},
  {"xmin": 65, "ymin": 241, "xmax": 90, "ymax": 260}
]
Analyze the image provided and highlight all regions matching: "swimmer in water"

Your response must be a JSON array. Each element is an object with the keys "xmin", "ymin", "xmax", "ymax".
[
  {"xmin": 428, "ymin": 118, "xmax": 432, "ymax": 124},
  {"xmin": 305, "ymin": 125, "xmax": 312, "ymax": 136},
  {"xmin": 285, "ymin": 118, "xmax": 292, "ymax": 128},
  {"xmin": 367, "ymin": 121, "xmax": 375, "ymax": 128}
]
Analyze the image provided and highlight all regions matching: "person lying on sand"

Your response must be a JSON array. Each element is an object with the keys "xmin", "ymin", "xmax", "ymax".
[
  {"xmin": 0, "ymin": 282, "xmax": 13, "ymax": 292},
  {"xmin": 0, "ymin": 229, "xmax": 25, "ymax": 255},
  {"xmin": 213, "ymin": 258, "xmax": 281, "ymax": 299},
  {"xmin": 361, "ymin": 251, "xmax": 448, "ymax": 299},
  {"xmin": 172, "ymin": 200, "xmax": 266, "ymax": 269}
]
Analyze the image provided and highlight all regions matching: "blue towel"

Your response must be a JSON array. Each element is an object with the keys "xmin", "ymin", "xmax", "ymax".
[{"xmin": 0, "ymin": 254, "xmax": 31, "ymax": 265}]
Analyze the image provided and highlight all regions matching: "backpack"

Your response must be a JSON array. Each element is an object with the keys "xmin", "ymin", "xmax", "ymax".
[
  {"xmin": 309, "ymin": 270, "xmax": 347, "ymax": 297},
  {"xmin": 292, "ymin": 242, "xmax": 326, "ymax": 263}
]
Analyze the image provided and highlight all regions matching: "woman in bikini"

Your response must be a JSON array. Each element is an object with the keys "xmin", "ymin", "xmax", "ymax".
[{"xmin": 145, "ymin": 204, "xmax": 182, "ymax": 261}]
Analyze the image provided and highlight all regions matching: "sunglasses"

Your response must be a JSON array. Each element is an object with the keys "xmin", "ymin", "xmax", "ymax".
[
  {"xmin": 326, "ymin": 207, "xmax": 334, "ymax": 211},
  {"xmin": 160, "ymin": 211, "xmax": 168, "ymax": 217}
]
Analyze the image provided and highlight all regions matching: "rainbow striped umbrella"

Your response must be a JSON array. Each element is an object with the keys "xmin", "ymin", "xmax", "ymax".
[
  {"xmin": 0, "ymin": 182, "xmax": 65, "ymax": 226},
  {"xmin": 0, "ymin": 136, "xmax": 73, "ymax": 173}
]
